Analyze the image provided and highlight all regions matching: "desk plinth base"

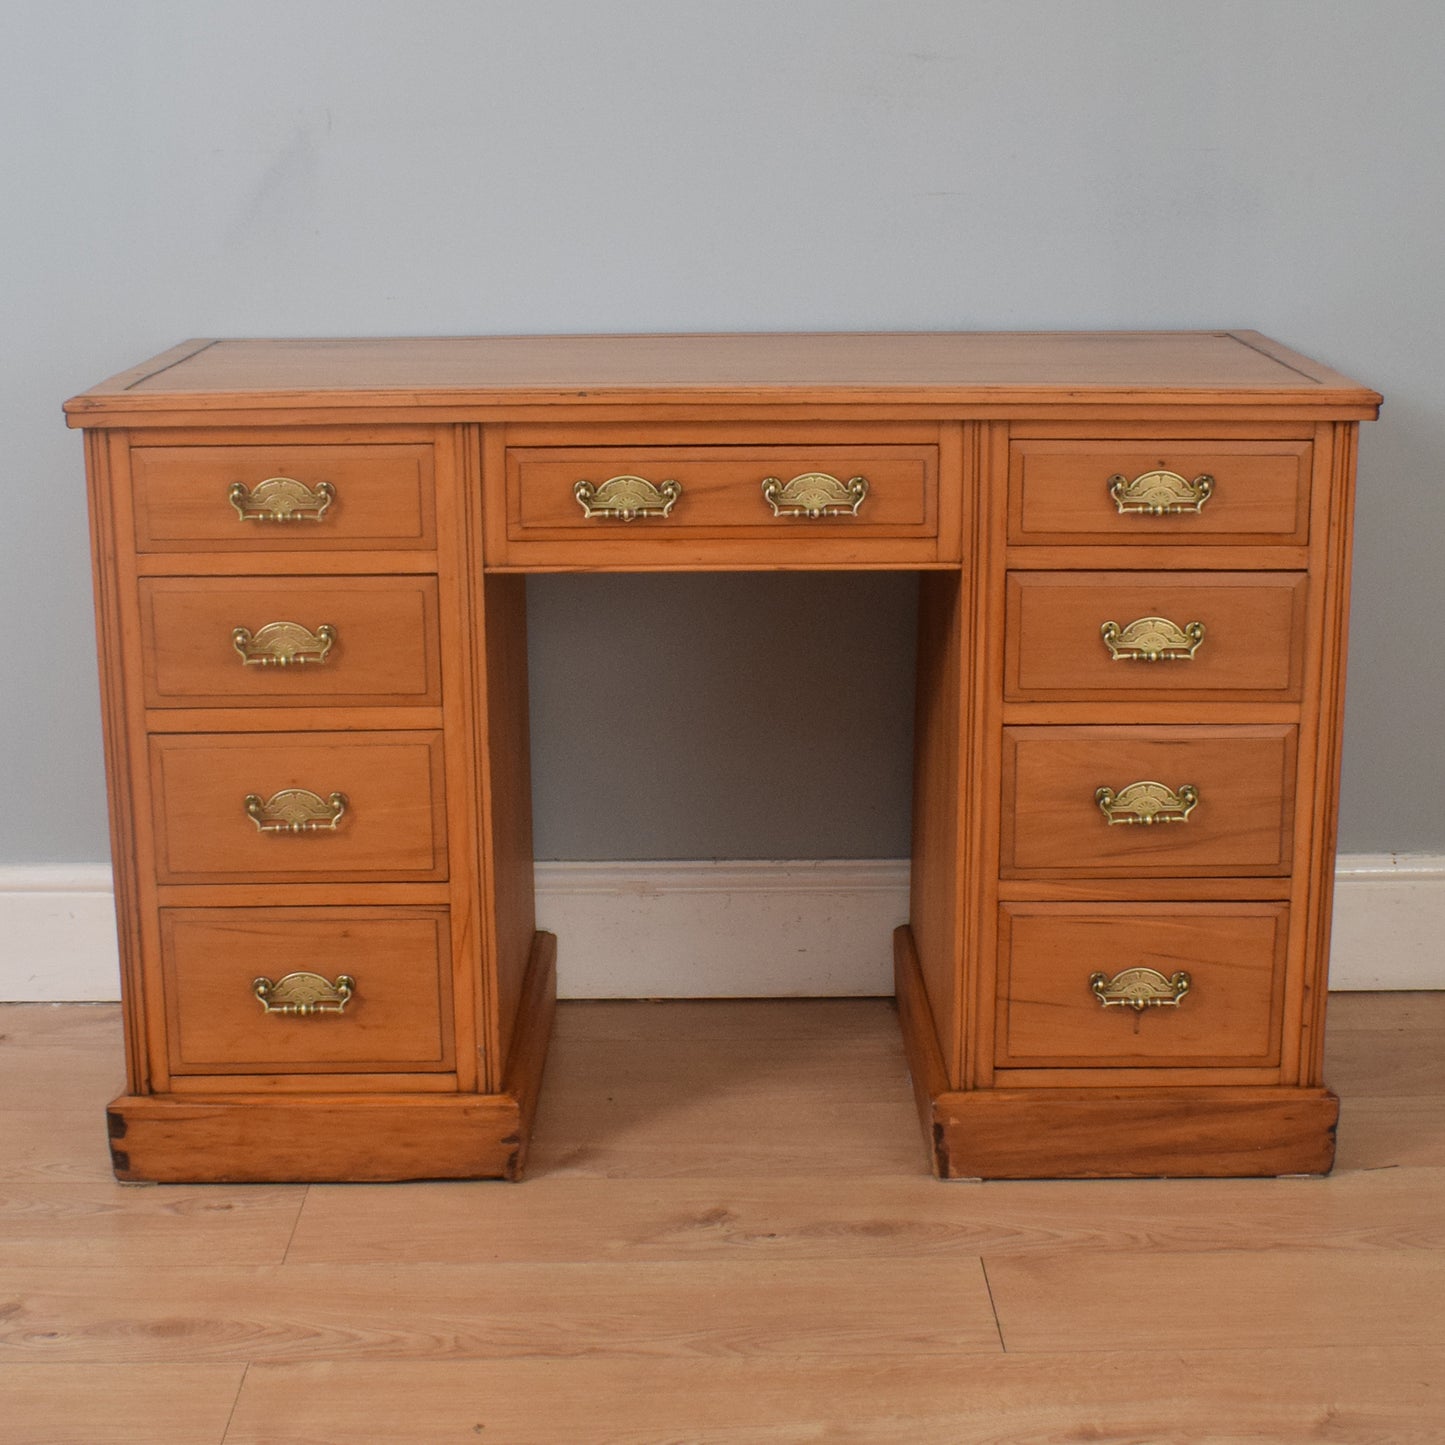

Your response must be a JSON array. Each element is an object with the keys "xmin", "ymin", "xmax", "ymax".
[
  {"xmin": 893, "ymin": 926, "xmax": 1339, "ymax": 1180},
  {"xmin": 105, "ymin": 932, "xmax": 558, "ymax": 1184}
]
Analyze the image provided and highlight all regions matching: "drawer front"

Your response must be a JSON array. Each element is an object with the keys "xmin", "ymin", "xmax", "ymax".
[
  {"xmin": 161, "ymin": 907, "xmax": 454, "ymax": 1075},
  {"xmin": 1005, "ymin": 572, "xmax": 1308, "ymax": 700},
  {"xmin": 1001, "ymin": 725, "xmax": 1296, "ymax": 877},
  {"xmin": 1008, "ymin": 439, "xmax": 1312, "ymax": 545},
  {"xmin": 996, "ymin": 902, "xmax": 1287, "ymax": 1069},
  {"xmin": 149, "ymin": 731, "xmax": 447, "ymax": 882},
  {"xmin": 131, "ymin": 443, "xmax": 436, "ymax": 551},
  {"xmin": 139, "ymin": 576, "xmax": 442, "ymax": 707},
  {"xmin": 507, "ymin": 445, "xmax": 938, "ymax": 541}
]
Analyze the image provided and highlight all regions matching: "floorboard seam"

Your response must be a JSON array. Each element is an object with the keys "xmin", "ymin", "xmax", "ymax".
[
  {"xmin": 279, "ymin": 1188, "xmax": 310, "ymax": 1266},
  {"xmin": 220, "ymin": 1360, "xmax": 251, "ymax": 1443},
  {"xmin": 979, "ymin": 1258, "xmax": 1008, "ymax": 1353}
]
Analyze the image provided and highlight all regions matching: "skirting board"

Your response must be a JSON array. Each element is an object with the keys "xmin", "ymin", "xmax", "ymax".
[{"xmin": 2, "ymin": 855, "xmax": 1443, "ymax": 1002}]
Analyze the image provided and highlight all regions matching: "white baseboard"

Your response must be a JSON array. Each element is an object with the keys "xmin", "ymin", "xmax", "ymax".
[
  {"xmin": 536, "ymin": 859, "xmax": 910, "ymax": 998},
  {"xmin": 0, "ymin": 865, "xmax": 123, "ymax": 1002},
  {"xmin": 1325, "ymin": 854, "xmax": 1445, "ymax": 990},
  {"xmin": 2, "ymin": 855, "xmax": 1442, "ymax": 1002}
]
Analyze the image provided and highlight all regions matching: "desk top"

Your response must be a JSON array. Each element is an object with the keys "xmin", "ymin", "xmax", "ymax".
[{"xmin": 65, "ymin": 331, "xmax": 1381, "ymax": 424}]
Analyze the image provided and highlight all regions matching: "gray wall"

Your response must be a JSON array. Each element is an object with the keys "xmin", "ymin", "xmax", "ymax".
[{"xmin": 5, "ymin": 0, "xmax": 1442, "ymax": 864}]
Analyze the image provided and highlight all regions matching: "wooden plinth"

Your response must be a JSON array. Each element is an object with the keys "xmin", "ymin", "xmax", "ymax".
[
  {"xmin": 894, "ymin": 926, "xmax": 1339, "ymax": 1180},
  {"xmin": 107, "ymin": 932, "xmax": 557, "ymax": 1184}
]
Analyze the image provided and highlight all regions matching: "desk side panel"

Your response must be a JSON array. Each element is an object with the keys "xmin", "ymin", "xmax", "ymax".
[
  {"xmin": 909, "ymin": 565, "xmax": 964, "ymax": 1081},
  {"xmin": 477, "ymin": 571, "xmax": 538, "ymax": 1083}
]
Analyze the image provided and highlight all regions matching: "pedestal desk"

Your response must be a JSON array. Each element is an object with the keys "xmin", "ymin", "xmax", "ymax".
[{"xmin": 65, "ymin": 332, "xmax": 1380, "ymax": 1182}]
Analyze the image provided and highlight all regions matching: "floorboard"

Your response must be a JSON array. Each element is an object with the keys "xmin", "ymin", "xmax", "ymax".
[{"xmin": 0, "ymin": 993, "xmax": 1441, "ymax": 1441}]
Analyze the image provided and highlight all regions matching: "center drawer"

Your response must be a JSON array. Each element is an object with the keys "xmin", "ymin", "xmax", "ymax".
[
  {"xmin": 1000, "ymin": 725, "xmax": 1297, "ymax": 877},
  {"xmin": 495, "ymin": 440, "xmax": 946, "ymax": 565},
  {"xmin": 148, "ymin": 731, "xmax": 448, "ymax": 882}
]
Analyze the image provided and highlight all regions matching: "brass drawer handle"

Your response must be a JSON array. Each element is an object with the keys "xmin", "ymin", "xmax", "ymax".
[
  {"xmin": 1095, "ymin": 780, "xmax": 1198, "ymax": 825},
  {"xmin": 761, "ymin": 471, "xmax": 868, "ymax": 519},
  {"xmin": 229, "ymin": 477, "xmax": 336, "ymax": 522},
  {"xmin": 253, "ymin": 971, "xmax": 355, "ymax": 1016},
  {"xmin": 1089, "ymin": 967, "xmax": 1192, "ymax": 1011},
  {"xmin": 1108, "ymin": 469, "xmax": 1214, "ymax": 516},
  {"xmin": 232, "ymin": 621, "xmax": 336, "ymax": 667},
  {"xmin": 1100, "ymin": 616, "xmax": 1206, "ymax": 662},
  {"xmin": 574, "ymin": 474, "xmax": 681, "ymax": 521},
  {"xmin": 244, "ymin": 788, "xmax": 348, "ymax": 833}
]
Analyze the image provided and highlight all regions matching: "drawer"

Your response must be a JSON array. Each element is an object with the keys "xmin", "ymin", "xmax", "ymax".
[
  {"xmin": 503, "ymin": 443, "xmax": 941, "ymax": 557},
  {"xmin": 130, "ymin": 442, "xmax": 436, "ymax": 551},
  {"xmin": 139, "ymin": 576, "xmax": 442, "ymax": 708},
  {"xmin": 1005, "ymin": 572, "xmax": 1308, "ymax": 700},
  {"xmin": 160, "ymin": 907, "xmax": 454, "ymax": 1076},
  {"xmin": 995, "ymin": 902, "xmax": 1287, "ymax": 1069},
  {"xmin": 149, "ymin": 731, "xmax": 447, "ymax": 882},
  {"xmin": 1008, "ymin": 438, "xmax": 1312, "ymax": 545},
  {"xmin": 1001, "ymin": 725, "xmax": 1296, "ymax": 877}
]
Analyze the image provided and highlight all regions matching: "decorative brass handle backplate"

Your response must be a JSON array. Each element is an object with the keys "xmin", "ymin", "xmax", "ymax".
[
  {"xmin": 229, "ymin": 477, "xmax": 336, "ymax": 522},
  {"xmin": 1095, "ymin": 781, "xmax": 1199, "ymax": 825},
  {"xmin": 1100, "ymin": 616, "xmax": 1206, "ymax": 662},
  {"xmin": 244, "ymin": 789, "xmax": 348, "ymax": 833},
  {"xmin": 761, "ymin": 472, "xmax": 869, "ymax": 519},
  {"xmin": 232, "ymin": 621, "xmax": 336, "ymax": 667},
  {"xmin": 1089, "ymin": 967, "xmax": 1192, "ymax": 1011},
  {"xmin": 253, "ymin": 971, "xmax": 355, "ymax": 1016},
  {"xmin": 1108, "ymin": 469, "xmax": 1214, "ymax": 516},
  {"xmin": 574, "ymin": 474, "xmax": 681, "ymax": 521}
]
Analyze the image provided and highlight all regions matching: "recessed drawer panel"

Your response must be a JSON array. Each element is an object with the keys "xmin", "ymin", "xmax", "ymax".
[
  {"xmin": 161, "ymin": 907, "xmax": 454, "ymax": 1075},
  {"xmin": 996, "ymin": 902, "xmax": 1287, "ymax": 1069},
  {"xmin": 139, "ymin": 576, "xmax": 442, "ymax": 707},
  {"xmin": 1008, "ymin": 439, "xmax": 1312, "ymax": 545},
  {"xmin": 1005, "ymin": 572, "xmax": 1308, "ymax": 700},
  {"xmin": 149, "ymin": 731, "xmax": 447, "ymax": 882},
  {"xmin": 505, "ymin": 444, "xmax": 939, "ymax": 552},
  {"xmin": 1001, "ymin": 725, "xmax": 1296, "ymax": 877},
  {"xmin": 131, "ymin": 443, "xmax": 436, "ymax": 551}
]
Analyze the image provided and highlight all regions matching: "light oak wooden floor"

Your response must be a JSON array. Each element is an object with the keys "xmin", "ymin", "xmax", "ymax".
[{"xmin": 1, "ymin": 993, "xmax": 1443, "ymax": 1443}]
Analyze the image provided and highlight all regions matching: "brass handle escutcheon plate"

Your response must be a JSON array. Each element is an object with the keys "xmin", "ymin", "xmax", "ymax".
[
  {"xmin": 1089, "ymin": 967, "xmax": 1192, "ymax": 1011},
  {"xmin": 574, "ymin": 475, "xmax": 681, "ymax": 521},
  {"xmin": 233, "ymin": 621, "xmax": 336, "ymax": 667},
  {"xmin": 1108, "ymin": 469, "xmax": 1214, "ymax": 515},
  {"xmin": 244, "ymin": 789, "xmax": 348, "ymax": 833},
  {"xmin": 761, "ymin": 472, "xmax": 868, "ymax": 519},
  {"xmin": 253, "ymin": 972, "xmax": 356, "ymax": 1015},
  {"xmin": 229, "ymin": 477, "xmax": 336, "ymax": 522},
  {"xmin": 1095, "ymin": 780, "xmax": 1199, "ymax": 825},
  {"xmin": 1100, "ymin": 616, "xmax": 1206, "ymax": 662}
]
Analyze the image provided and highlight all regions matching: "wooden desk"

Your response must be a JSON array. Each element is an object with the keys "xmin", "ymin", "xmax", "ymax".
[{"xmin": 66, "ymin": 332, "xmax": 1380, "ymax": 1181}]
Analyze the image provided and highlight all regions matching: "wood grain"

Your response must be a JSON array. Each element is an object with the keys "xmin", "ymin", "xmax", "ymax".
[
  {"xmin": 1007, "ymin": 435, "xmax": 1314, "ymax": 544},
  {"xmin": 0, "ymin": 1364, "xmax": 244, "ymax": 1445},
  {"xmin": 985, "ymin": 1249, "xmax": 1445, "ymax": 1352},
  {"xmin": 129, "ymin": 438, "xmax": 436, "ymax": 552},
  {"xmin": 1000, "ymin": 723, "xmax": 1297, "ymax": 877},
  {"xmin": 0, "ymin": 1183, "xmax": 305, "ymax": 1267},
  {"xmin": 0, "ymin": 1258, "xmax": 1001, "ymax": 1364},
  {"xmin": 2, "ymin": 999, "xmax": 1444, "ymax": 1438},
  {"xmin": 1004, "ymin": 569, "xmax": 1308, "ymax": 700},
  {"xmin": 284, "ymin": 1167, "xmax": 1445, "ymax": 1267},
  {"xmin": 138, "ymin": 574, "xmax": 442, "ymax": 707},
  {"xmin": 64, "ymin": 331, "xmax": 1383, "ymax": 421},
  {"xmin": 222, "ymin": 1350, "xmax": 1445, "ymax": 1444},
  {"xmin": 69, "ymin": 332, "xmax": 1376, "ymax": 1185}
]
